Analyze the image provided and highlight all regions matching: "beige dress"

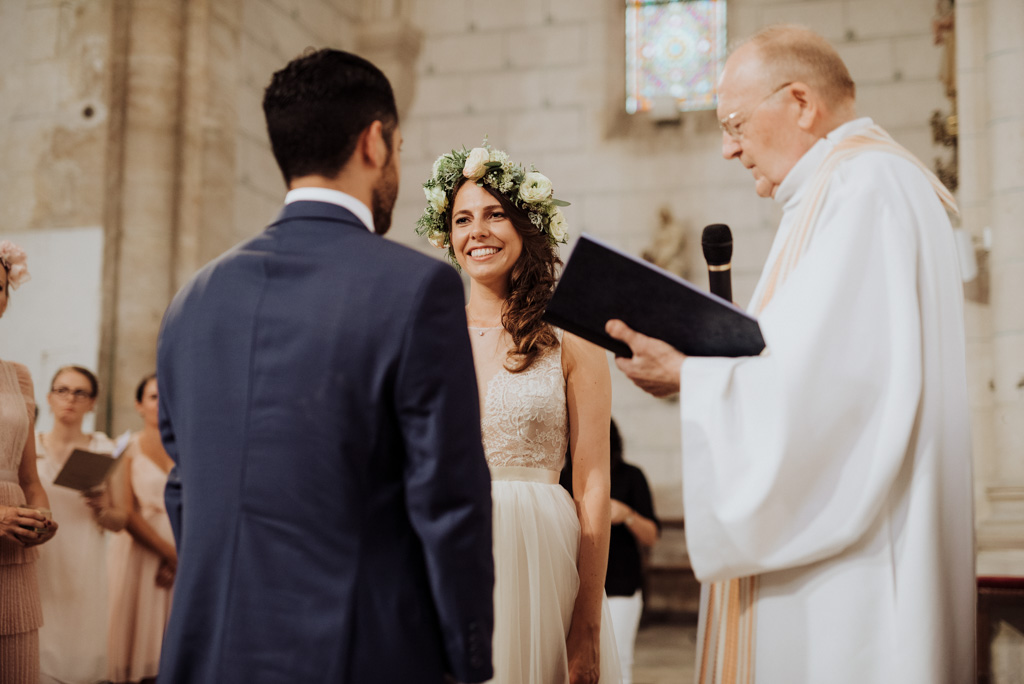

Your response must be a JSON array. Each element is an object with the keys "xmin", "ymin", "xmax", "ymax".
[
  {"xmin": 471, "ymin": 328, "xmax": 620, "ymax": 684},
  {"xmin": 35, "ymin": 431, "xmax": 116, "ymax": 684},
  {"xmin": 0, "ymin": 360, "xmax": 42, "ymax": 684},
  {"xmin": 106, "ymin": 439, "xmax": 173, "ymax": 683}
]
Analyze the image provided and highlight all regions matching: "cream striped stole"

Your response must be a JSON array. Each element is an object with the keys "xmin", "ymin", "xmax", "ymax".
[{"xmin": 695, "ymin": 124, "xmax": 957, "ymax": 684}]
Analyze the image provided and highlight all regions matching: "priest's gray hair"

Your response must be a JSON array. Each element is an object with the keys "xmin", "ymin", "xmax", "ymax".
[{"xmin": 740, "ymin": 25, "xmax": 856, "ymax": 108}]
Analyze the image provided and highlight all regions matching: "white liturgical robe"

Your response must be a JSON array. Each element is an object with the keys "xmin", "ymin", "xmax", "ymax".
[{"xmin": 681, "ymin": 118, "xmax": 974, "ymax": 683}]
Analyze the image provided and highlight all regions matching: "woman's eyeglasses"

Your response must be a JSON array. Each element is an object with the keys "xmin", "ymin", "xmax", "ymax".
[{"xmin": 51, "ymin": 387, "xmax": 94, "ymax": 401}]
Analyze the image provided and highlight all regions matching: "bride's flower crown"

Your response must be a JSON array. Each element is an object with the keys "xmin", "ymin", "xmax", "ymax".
[
  {"xmin": 0, "ymin": 240, "xmax": 30, "ymax": 290},
  {"xmin": 415, "ymin": 140, "xmax": 570, "ymax": 263}
]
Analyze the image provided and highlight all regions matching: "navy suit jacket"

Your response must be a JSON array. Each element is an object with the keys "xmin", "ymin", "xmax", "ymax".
[{"xmin": 156, "ymin": 201, "xmax": 494, "ymax": 683}]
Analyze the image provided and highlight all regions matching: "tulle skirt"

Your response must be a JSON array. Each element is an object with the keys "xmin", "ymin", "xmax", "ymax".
[{"xmin": 489, "ymin": 467, "xmax": 620, "ymax": 684}]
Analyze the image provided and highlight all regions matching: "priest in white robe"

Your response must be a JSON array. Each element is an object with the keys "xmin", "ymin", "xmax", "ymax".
[{"xmin": 608, "ymin": 26, "xmax": 974, "ymax": 684}]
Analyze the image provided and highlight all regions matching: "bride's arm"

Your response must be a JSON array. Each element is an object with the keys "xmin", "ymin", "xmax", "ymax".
[{"xmin": 562, "ymin": 332, "xmax": 612, "ymax": 684}]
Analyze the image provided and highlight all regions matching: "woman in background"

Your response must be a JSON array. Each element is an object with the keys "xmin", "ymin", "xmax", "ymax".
[
  {"xmin": 35, "ymin": 365, "xmax": 129, "ymax": 684},
  {"xmin": 107, "ymin": 373, "xmax": 175, "ymax": 684},
  {"xmin": 0, "ymin": 240, "xmax": 58, "ymax": 683},
  {"xmin": 562, "ymin": 419, "xmax": 659, "ymax": 684}
]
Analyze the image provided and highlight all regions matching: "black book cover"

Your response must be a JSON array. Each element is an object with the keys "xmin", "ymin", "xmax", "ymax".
[{"xmin": 543, "ymin": 234, "xmax": 765, "ymax": 358}]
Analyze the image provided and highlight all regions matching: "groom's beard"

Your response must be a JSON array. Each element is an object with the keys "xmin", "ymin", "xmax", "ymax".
[{"xmin": 371, "ymin": 155, "xmax": 399, "ymax": 236}]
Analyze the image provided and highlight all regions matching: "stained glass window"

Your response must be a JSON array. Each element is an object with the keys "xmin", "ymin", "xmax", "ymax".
[{"xmin": 625, "ymin": 0, "xmax": 727, "ymax": 114}]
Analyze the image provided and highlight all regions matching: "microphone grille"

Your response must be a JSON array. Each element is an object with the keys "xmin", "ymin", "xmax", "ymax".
[{"xmin": 701, "ymin": 223, "xmax": 733, "ymax": 266}]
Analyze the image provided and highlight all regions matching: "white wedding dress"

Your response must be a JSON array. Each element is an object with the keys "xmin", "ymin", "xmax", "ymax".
[{"xmin": 471, "ymin": 327, "xmax": 620, "ymax": 684}]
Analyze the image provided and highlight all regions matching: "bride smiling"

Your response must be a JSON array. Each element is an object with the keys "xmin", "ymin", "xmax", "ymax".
[{"xmin": 417, "ymin": 144, "xmax": 619, "ymax": 684}]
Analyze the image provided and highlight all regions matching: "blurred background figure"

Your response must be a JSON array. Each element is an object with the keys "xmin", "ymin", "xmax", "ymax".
[
  {"xmin": 106, "ymin": 374, "xmax": 174, "ymax": 684},
  {"xmin": 562, "ymin": 419, "xmax": 660, "ymax": 684},
  {"xmin": 0, "ymin": 240, "xmax": 58, "ymax": 683},
  {"xmin": 35, "ymin": 365, "xmax": 128, "ymax": 684}
]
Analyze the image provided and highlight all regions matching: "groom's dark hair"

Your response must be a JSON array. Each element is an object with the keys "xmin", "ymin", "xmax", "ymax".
[{"xmin": 263, "ymin": 48, "xmax": 397, "ymax": 184}]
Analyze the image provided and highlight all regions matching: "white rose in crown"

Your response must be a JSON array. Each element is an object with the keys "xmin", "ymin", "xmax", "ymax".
[
  {"xmin": 427, "ymin": 230, "xmax": 447, "ymax": 249},
  {"xmin": 519, "ymin": 172, "xmax": 553, "ymax": 203},
  {"xmin": 547, "ymin": 208, "xmax": 568, "ymax": 242},
  {"xmin": 462, "ymin": 147, "xmax": 490, "ymax": 180},
  {"xmin": 424, "ymin": 185, "xmax": 447, "ymax": 213}
]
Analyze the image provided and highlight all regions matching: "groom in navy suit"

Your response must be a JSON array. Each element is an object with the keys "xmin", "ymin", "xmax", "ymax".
[{"xmin": 155, "ymin": 49, "xmax": 494, "ymax": 683}]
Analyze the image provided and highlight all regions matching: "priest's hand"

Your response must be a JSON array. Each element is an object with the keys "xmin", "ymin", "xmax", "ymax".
[{"xmin": 605, "ymin": 320, "xmax": 686, "ymax": 398}]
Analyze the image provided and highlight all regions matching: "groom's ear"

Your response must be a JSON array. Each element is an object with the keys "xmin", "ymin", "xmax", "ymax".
[{"xmin": 355, "ymin": 120, "xmax": 389, "ymax": 172}]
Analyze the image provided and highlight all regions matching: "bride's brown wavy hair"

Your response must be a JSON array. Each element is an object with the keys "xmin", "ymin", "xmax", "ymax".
[{"xmin": 449, "ymin": 176, "xmax": 562, "ymax": 373}]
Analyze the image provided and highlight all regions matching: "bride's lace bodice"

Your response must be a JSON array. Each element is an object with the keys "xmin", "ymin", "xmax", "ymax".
[{"xmin": 471, "ymin": 328, "xmax": 568, "ymax": 471}]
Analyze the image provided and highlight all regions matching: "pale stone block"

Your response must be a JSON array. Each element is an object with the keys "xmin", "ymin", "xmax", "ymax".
[
  {"xmin": 986, "ymin": 52, "xmax": 1024, "ymax": 121},
  {"xmin": 323, "ymin": 0, "xmax": 360, "ymax": 23},
  {"xmin": 13, "ymin": 61, "xmax": 61, "ymax": 119},
  {"xmin": 233, "ymin": 182, "xmax": 281, "ymax": 240},
  {"xmin": 239, "ymin": 34, "xmax": 283, "ymax": 90},
  {"xmin": 990, "ymin": 264, "xmax": 1024, "ymax": 332},
  {"xmin": 394, "ymin": 117, "xmax": 433, "ymax": 165},
  {"xmin": 236, "ymin": 82, "xmax": 268, "ymax": 141},
  {"xmin": 987, "ymin": 0, "xmax": 1024, "ymax": 55},
  {"xmin": 991, "ymin": 191, "xmax": 1024, "ymax": 263},
  {"xmin": 993, "ymin": 400, "xmax": 1024, "ymax": 475},
  {"xmin": 424, "ymin": 112, "xmax": 505, "ymax": 152},
  {"xmin": 243, "ymin": 0, "xmax": 286, "ymax": 53},
  {"xmin": 505, "ymin": 108, "xmax": 583, "ymax": 152},
  {"xmin": 408, "ymin": 73, "xmax": 471, "ymax": 117},
  {"xmin": 987, "ymin": 119, "xmax": 1024, "ymax": 196},
  {"xmin": 893, "ymin": 34, "xmax": 942, "ymax": 81},
  {"xmin": 468, "ymin": 0, "xmax": 546, "ymax": 31},
  {"xmin": 956, "ymin": 71, "xmax": 989, "ymax": 139},
  {"xmin": 411, "ymin": 0, "xmax": 470, "ymax": 35},
  {"xmin": 759, "ymin": 1, "xmax": 846, "ymax": 41},
  {"xmin": 968, "ymin": 337, "xmax": 997, "ymax": 407},
  {"xmin": 846, "ymin": 0, "xmax": 936, "ymax": 40},
  {"xmin": 506, "ymin": 24, "xmax": 585, "ymax": 69},
  {"xmin": 466, "ymin": 69, "xmax": 546, "ymax": 114},
  {"xmin": 237, "ymin": 133, "xmax": 284, "ymax": 201},
  {"xmin": 543, "ymin": 66, "xmax": 601, "ymax": 109},
  {"xmin": 271, "ymin": 11, "xmax": 324, "ymax": 60},
  {"xmin": 24, "ymin": 5, "xmax": 60, "ymax": 62},
  {"xmin": 965, "ymin": 296, "xmax": 995, "ymax": 341},
  {"xmin": 992, "ymin": 334, "xmax": 1024, "ymax": 404},
  {"xmin": 549, "ymin": 0, "xmax": 593, "ymax": 24},
  {"xmin": 289, "ymin": 0, "xmax": 354, "ymax": 48},
  {"xmin": 419, "ymin": 32, "xmax": 506, "ymax": 74},
  {"xmin": 533, "ymin": 150, "xmax": 604, "ymax": 196},
  {"xmin": 837, "ymin": 39, "xmax": 894, "ymax": 85},
  {"xmin": 955, "ymin": 0, "xmax": 988, "ymax": 73},
  {"xmin": 855, "ymin": 80, "xmax": 945, "ymax": 130},
  {"xmin": 728, "ymin": 5, "xmax": 762, "ymax": 45}
]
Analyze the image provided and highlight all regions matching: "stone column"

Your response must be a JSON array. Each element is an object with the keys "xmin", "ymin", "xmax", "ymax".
[
  {"xmin": 983, "ymin": 0, "xmax": 1024, "ymax": 554},
  {"xmin": 174, "ymin": 0, "xmax": 243, "ymax": 287},
  {"xmin": 956, "ymin": 0, "xmax": 997, "ymax": 533},
  {"xmin": 959, "ymin": 0, "xmax": 1024, "ymax": 566},
  {"xmin": 98, "ymin": 0, "xmax": 186, "ymax": 433}
]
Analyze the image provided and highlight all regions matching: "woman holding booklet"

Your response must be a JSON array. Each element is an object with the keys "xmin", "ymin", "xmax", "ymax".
[
  {"xmin": 35, "ymin": 365, "xmax": 128, "ymax": 684},
  {"xmin": 416, "ymin": 143, "xmax": 618, "ymax": 684}
]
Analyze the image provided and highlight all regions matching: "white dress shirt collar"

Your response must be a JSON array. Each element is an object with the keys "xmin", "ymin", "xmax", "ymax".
[{"xmin": 284, "ymin": 187, "xmax": 374, "ymax": 233}]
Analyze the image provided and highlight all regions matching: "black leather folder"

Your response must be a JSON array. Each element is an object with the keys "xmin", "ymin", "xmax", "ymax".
[{"xmin": 543, "ymin": 234, "xmax": 765, "ymax": 358}]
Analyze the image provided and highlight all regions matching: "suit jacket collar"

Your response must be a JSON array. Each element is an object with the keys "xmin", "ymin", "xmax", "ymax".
[{"xmin": 269, "ymin": 200, "xmax": 374, "ymax": 233}]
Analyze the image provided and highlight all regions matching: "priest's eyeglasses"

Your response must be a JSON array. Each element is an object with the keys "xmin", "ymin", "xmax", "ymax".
[
  {"xmin": 51, "ymin": 386, "xmax": 94, "ymax": 401},
  {"xmin": 718, "ymin": 82, "xmax": 793, "ymax": 140}
]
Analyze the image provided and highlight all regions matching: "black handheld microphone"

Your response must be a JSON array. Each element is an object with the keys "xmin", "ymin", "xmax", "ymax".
[{"xmin": 701, "ymin": 223, "xmax": 733, "ymax": 303}]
